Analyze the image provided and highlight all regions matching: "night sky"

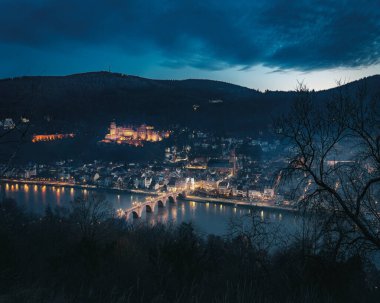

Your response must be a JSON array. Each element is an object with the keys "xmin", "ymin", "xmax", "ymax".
[{"xmin": 1, "ymin": 0, "xmax": 379, "ymax": 90}]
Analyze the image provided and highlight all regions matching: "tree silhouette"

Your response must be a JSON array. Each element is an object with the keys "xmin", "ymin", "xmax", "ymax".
[{"xmin": 276, "ymin": 81, "xmax": 380, "ymax": 250}]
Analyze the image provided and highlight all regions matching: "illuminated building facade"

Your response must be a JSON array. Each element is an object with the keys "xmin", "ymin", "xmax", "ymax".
[
  {"xmin": 102, "ymin": 122, "xmax": 170, "ymax": 146},
  {"xmin": 32, "ymin": 133, "xmax": 75, "ymax": 143}
]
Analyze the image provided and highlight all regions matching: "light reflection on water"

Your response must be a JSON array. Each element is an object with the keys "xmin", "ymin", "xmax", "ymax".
[{"xmin": 0, "ymin": 183, "xmax": 300, "ymax": 235}]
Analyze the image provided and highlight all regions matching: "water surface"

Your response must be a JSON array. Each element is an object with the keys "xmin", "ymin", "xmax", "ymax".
[{"xmin": 0, "ymin": 182, "xmax": 301, "ymax": 236}]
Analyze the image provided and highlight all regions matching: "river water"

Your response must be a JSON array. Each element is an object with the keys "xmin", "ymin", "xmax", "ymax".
[
  {"xmin": 3, "ymin": 182, "xmax": 380, "ymax": 268},
  {"xmin": 0, "ymin": 182, "xmax": 301, "ymax": 236}
]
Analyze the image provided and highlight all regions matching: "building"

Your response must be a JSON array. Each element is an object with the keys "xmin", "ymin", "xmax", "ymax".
[
  {"xmin": 24, "ymin": 166, "xmax": 37, "ymax": 178},
  {"xmin": 263, "ymin": 188, "xmax": 275, "ymax": 198},
  {"xmin": 207, "ymin": 159, "xmax": 234, "ymax": 174},
  {"xmin": 103, "ymin": 122, "xmax": 170, "ymax": 146},
  {"xmin": 144, "ymin": 177, "xmax": 152, "ymax": 189},
  {"xmin": 218, "ymin": 181, "xmax": 230, "ymax": 195},
  {"xmin": 185, "ymin": 177, "xmax": 195, "ymax": 190},
  {"xmin": 32, "ymin": 133, "xmax": 75, "ymax": 143},
  {"xmin": 248, "ymin": 187, "xmax": 262, "ymax": 199},
  {"xmin": 233, "ymin": 185, "xmax": 247, "ymax": 197},
  {"xmin": 3, "ymin": 118, "xmax": 15, "ymax": 130},
  {"xmin": 167, "ymin": 178, "xmax": 177, "ymax": 192}
]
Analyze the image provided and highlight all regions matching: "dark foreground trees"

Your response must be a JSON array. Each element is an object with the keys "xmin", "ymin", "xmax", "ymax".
[
  {"xmin": 0, "ymin": 119, "xmax": 29, "ymax": 177},
  {"xmin": 0, "ymin": 195, "xmax": 380, "ymax": 303},
  {"xmin": 276, "ymin": 82, "xmax": 380, "ymax": 251}
]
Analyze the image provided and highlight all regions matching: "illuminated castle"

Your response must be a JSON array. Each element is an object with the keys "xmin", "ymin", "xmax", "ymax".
[{"xmin": 102, "ymin": 122, "xmax": 170, "ymax": 146}]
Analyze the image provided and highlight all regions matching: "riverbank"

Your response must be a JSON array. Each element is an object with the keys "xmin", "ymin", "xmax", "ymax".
[
  {"xmin": 0, "ymin": 178, "xmax": 158, "ymax": 196},
  {"xmin": 1, "ymin": 178, "xmax": 297, "ymax": 214},
  {"xmin": 181, "ymin": 195, "xmax": 297, "ymax": 213}
]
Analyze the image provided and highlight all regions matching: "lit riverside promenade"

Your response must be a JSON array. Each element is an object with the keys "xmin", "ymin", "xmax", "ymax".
[{"xmin": 120, "ymin": 190, "xmax": 296, "ymax": 220}]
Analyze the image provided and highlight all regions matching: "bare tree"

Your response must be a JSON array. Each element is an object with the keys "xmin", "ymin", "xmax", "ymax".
[
  {"xmin": 0, "ymin": 77, "xmax": 42, "ymax": 177},
  {"xmin": 276, "ymin": 81, "xmax": 380, "ymax": 250},
  {"xmin": 0, "ymin": 120, "xmax": 30, "ymax": 177},
  {"xmin": 228, "ymin": 209, "xmax": 281, "ymax": 252},
  {"xmin": 69, "ymin": 193, "xmax": 113, "ymax": 240}
]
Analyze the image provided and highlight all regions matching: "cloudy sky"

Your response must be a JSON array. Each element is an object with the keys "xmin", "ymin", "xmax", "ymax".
[{"xmin": 1, "ymin": 0, "xmax": 379, "ymax": 90}]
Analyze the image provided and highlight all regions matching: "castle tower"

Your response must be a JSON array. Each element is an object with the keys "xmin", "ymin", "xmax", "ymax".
[
  {"xmin": 230, "ymin": 149, "xmax": 237, "ymax": 176},
  {"xmin": 110, "ymin": 122, "xmax": 117, "ymax": 136}
]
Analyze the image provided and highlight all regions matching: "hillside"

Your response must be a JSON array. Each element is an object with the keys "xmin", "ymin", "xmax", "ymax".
[{"xmin": 0, "ymin": 72, "xmax": 379, "ymax": 134}]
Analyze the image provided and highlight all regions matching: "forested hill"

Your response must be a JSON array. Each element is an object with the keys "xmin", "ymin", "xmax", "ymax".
[{"xmin": 0, "ymin": 72, "xmax": 379, "ymax": 133}]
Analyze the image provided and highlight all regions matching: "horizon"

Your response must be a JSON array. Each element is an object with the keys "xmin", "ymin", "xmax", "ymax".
[{"xmin": 1, "ymin": 69, "xmax": 379, "ymax": 92}]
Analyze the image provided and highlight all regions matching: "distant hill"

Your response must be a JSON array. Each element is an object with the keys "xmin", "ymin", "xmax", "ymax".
[{"xmin": 0, "ymin": 72, "xmax": 379, "ymax": 135}]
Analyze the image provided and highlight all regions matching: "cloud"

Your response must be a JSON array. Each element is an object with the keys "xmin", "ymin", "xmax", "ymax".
[{"xmin": 0, "ymin": 0, "xmax": 379, "ymax": 72}]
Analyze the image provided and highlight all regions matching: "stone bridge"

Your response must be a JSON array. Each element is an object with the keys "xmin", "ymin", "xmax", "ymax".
[{"xmin": 123, "ymin": 193, "xmax": 182, "ymax": 219}]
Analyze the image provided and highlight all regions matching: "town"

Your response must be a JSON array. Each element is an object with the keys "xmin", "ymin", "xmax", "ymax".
[{"xmin": 1, "ymin": 126, "xmax": 294, "ymax": 209}]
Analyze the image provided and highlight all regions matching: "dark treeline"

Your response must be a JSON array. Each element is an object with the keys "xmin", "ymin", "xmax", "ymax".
[
  {"xmin": 1, "ymin": 195, "xmax": 380, "ymax": 303},
  {"xmin": 2, "ymin": 72, "xmax": 379, "ymax": 135}
]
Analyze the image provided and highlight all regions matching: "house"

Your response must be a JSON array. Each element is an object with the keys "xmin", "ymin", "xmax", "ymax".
[
  {"xmin": 24, "ymin": 165, "xmax": 37, "ymax": 179},
  {"xmin": 3, "ymin": 118, "xmax": 15, "ymax": 130},
  {"xmin": 93, "ymin": 172, "xmax": 100, "ymax": 182},
  {"xmin": 248, "ymin": 187, "xmax": 261, "ymax": 199},
  {"xmin": 207, "ymin": 159, "xmax": 234, "ymax": 174},
  {"xmin": 218, "ymin": 181, "xmax": 229, "ymax": 195},
  {"xmin": 116, "ymin": 176, "xmax": 124, "ymax": 189},
  {"xmin": 150, "ymin": 180, "xmax": 160, "ymax": 191},
  {"xmin": 185, "ymin": 177, "xmax": 195, "ymax": 190},
  {"xmin": 264, "ymin": 188, "xmax": 275, "ymax": 198},
  {"xmin": 144, "ymin": 177, "xmax": 152, "ymax": 189},
  {"xmin": 167, "ymin": 178, "xmax": 177, "ymax": 192},
  {"xmin": 233, "ymin": 185, "xmax": 247, "ymax": 197}
]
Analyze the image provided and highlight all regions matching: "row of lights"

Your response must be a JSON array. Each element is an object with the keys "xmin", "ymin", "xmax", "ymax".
[{"xmin": 4, "ymin": 183, "xmax": 76, "ymax": 194}]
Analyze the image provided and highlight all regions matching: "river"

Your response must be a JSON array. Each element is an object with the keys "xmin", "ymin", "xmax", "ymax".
[{"xmin": 0, "ymin": 182, "xmax": 301, "ymax": 236}]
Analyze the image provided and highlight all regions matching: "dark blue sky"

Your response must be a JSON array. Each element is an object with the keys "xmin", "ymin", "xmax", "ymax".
[{"xmin": 1, "ymin": 0, "xmax": 379, "ymax": 90}]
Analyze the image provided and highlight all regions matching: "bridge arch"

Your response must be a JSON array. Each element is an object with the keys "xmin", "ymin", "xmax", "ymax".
[
  {"xmin": 157, "ymin": 199, "xmax": 166, "ymax": 208},
  {"xmin": 146, "ymin": 204, "xmax": 154, "ymax": 213},
  {"xmin": 167, "ymin": 195, "xmax": 176, "ymax": 204},
  {"xmin": 125, "ymin": 207, "xmax": 143, "ymax": 219}
]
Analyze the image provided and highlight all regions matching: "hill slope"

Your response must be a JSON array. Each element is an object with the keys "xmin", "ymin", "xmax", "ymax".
[{"xmin": 0, "ymin": 72, "xmax": 379, "ymax": 134}]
